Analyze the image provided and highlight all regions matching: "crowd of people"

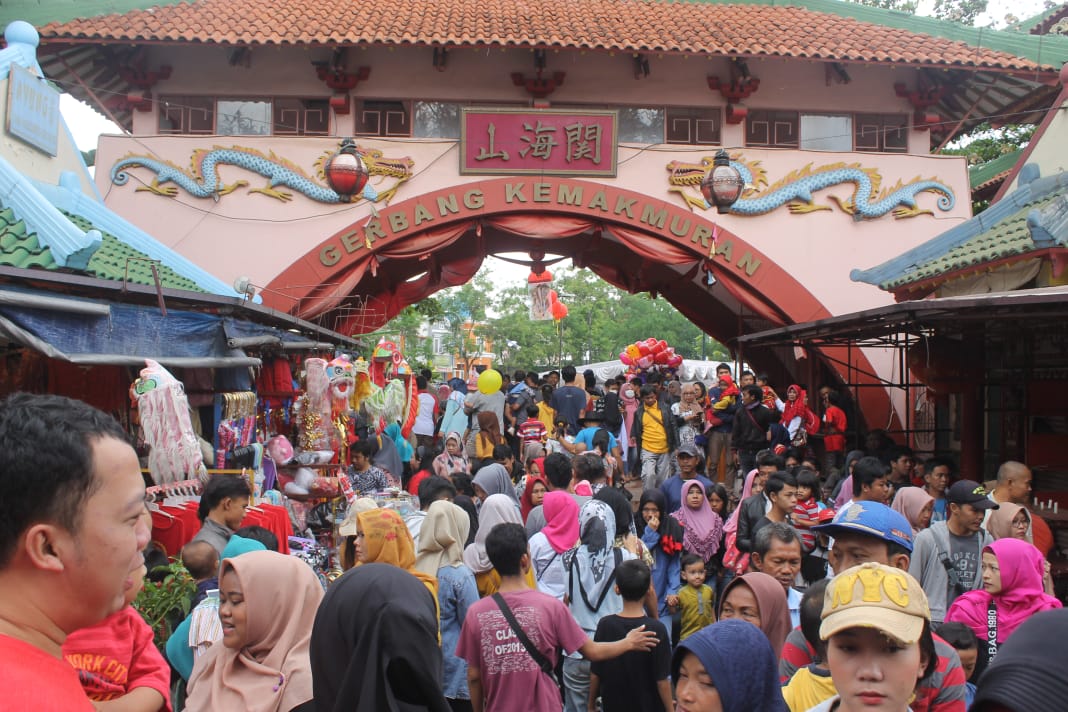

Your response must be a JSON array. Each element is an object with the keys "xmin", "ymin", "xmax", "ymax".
[{"xmin": 1, "ymin": 373, "xmax": 1066, "ymax": 712}]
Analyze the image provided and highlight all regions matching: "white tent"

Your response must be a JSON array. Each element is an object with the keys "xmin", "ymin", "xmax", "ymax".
[{"xmin": 556, "ymin": 359, "xmax": 733, "ymax": 384}]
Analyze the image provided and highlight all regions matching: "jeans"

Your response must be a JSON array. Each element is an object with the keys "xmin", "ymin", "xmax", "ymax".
[
  {"xmin": 640, "ymin": 449, "xmax": 673, "ymax": 490},
  {"xmin": 562, "ymin": 656, "xmax": 591, "ymax": 712}
]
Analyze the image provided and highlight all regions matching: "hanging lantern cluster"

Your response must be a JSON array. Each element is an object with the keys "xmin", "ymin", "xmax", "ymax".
[
  {"xmin": 700, "ymin": 149, "xmax": 745, "ymax": 214},
  {"xmin": 549, "ymin": 289, "xmax": 569, "ymax": 322},
  {"xmin": 324, "ymin": 138, "xmax": 370, "ymax": 202}
]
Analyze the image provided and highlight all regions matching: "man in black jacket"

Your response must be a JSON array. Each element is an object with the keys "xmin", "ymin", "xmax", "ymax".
[
  {"xmin": 630, "ymin": 384, "xmax": 679, "ymax": 490},
  {"xmin": 731, "ymin": 384, "xmax": 774, "ymax": 480}
]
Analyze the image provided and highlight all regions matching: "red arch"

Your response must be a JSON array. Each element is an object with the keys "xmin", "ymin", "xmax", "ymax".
[{"xmin": 265, "ymin": 177, "xmax": 896, "ymax": 430}]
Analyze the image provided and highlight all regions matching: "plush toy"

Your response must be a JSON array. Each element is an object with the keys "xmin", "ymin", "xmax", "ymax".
[
  {"xmin": 131, "ymin": 359, "xmax": 207, "ymax": 485},
  {"xmin": 265, "ymin": 435, "xmax": 294, "ymax": 466}
]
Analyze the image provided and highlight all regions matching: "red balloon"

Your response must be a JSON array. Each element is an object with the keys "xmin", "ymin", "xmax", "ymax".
[
  {"xmin": 654, "ymin": 351, "xmax": 670, "ymax": 364},
  {"xmin": 656, "ymin": 340, "xmax": 668, "ymax": 353},
  {"xmin": 637, "ymin": 342, "xmax": 651, "ymax": 356}
]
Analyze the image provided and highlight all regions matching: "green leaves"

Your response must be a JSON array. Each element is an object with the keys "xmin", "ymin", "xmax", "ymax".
[{"xmin": 132, "ymin": 558, "xmax": 196, "ymax": 653}]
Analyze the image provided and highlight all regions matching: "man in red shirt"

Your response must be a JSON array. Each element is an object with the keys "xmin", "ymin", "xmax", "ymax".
[
  {"xmin": 0, "ymin": 394, "xmax": 151, "ymax": 711},
  {"xmin": 820, "ymin": 389, "xmax": 848, "ymax": 476}
]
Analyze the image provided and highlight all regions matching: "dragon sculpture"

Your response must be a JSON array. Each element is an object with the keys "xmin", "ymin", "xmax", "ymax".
[
  {"xmin": 666, "ymin": 153, "xmax": 954, "ymax": 220},
  {"xmin": 111, "ymin": 143, "xmax": 414, "ymax": 204}
]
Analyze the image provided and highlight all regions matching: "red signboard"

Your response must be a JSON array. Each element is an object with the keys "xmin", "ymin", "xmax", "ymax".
[{"xmin": 461, "ymin": 108, "xmax": 617, "ymax": 177}]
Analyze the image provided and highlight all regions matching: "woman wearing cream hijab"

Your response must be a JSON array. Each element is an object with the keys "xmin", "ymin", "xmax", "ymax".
[{"xmin": 186, "ymin": 550, "xmax": 323, "ymax": 712}]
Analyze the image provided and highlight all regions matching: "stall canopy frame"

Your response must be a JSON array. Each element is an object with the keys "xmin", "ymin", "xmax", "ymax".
[{"xmin": 737, "ymin": 285, "xmax": 1068, "ymax": 449}]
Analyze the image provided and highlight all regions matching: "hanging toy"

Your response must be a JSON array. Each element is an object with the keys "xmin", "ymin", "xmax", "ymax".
[{"xmin": 132, "ymin": 359, "xmax": 207, "ymax": 485}]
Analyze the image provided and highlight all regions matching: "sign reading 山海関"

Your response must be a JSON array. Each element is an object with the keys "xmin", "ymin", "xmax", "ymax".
[
  {"xmin": 461, "ymin": 108, "xmax": 617, "ymax": 177},
  {"xmin": 6, "ymin": 64, "xmax": 59, "ymax": 157}
]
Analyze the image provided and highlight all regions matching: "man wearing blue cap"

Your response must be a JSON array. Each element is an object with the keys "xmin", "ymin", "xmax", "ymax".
[{"xmin": 779, "ymin": 500, "xmax": 968, "ymax": 712}]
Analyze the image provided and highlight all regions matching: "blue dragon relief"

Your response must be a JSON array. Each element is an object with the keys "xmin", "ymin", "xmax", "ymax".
[
  {"xmin": 110, "ymin": 144, "xmax": 415, "ymax": 204},
  {"xmin": 666, "ymin": 154, "xmax": 954, "ymax": 219}
]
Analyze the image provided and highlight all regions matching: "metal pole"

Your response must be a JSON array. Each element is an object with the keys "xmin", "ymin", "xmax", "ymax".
[{"xmin": 558, "ymin": 319, "xmax": 563, "ymax": 369}]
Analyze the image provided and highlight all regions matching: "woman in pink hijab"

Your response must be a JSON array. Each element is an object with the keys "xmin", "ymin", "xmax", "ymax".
[
  {"xmin": 946, "ymin": 538, "xmax": 1061, "ymax": 670},
  {"xmin": 891, "ymin": 486, "xmax": 934, "ymax": 534},
  {"xmin": 671, "ymin": 479, "xmax": 724, "ymax": 566},
  {"xmin": 720, "ymin": 468, "xmax": 759, "ymax": 577},
  {"xmin": 527, "ymin": 491, "xmax": 580, "ymax": 600}
]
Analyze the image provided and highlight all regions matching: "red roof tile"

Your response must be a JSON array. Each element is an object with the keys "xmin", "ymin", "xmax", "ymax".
[{"xmin": 38, "ymin": 0, "xmax": 1053, "ymax": 72}]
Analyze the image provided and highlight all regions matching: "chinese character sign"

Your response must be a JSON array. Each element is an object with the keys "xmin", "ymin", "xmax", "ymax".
[{"xmin": 462, "ymin": 109, "xmax": 617, "ymax": 176}]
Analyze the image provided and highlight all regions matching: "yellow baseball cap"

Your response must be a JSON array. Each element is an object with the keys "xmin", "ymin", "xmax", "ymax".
[{"xmin": 820, "ymin": 562, "xmax": 930, "ymax": 644}]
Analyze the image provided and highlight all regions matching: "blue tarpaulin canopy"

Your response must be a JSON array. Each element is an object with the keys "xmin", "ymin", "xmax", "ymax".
[{"xmin": 0, "ymin": 288, "xmax": 328, "ymax": 367}]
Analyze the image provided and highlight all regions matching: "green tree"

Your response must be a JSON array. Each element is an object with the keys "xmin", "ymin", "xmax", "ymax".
[
  {"xmin": 846, "ymin": 0, "xmax": 987, "ymax": 24},
  {"xmin": 486, "ymin": 267, "xmax": 729, "ymax": 370},
  {"xmin": 437, "ymin": 275, "xmax": 494, "ymax": 375},
  {"xmin": 939, "ymin": 123, "xmax": 1034, "ymax": 164},
  {"xmin": 377, "ymin": 306, "xmax": 434, "ymax": 372}
]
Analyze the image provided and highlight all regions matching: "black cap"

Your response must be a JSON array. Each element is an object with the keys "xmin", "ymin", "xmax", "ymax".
[{"xmin": 945, "ymin": 480, "xmax": 999, "ymax": 509}]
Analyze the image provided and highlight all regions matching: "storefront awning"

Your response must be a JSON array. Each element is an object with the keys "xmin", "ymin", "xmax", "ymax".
[
  {"xmin": 736, "ymin": 285, "xmax": 1068, "ymax": 348},
  {"xmin": 0, "ymin": 288, "xmax": 336, "ymax": 367}
]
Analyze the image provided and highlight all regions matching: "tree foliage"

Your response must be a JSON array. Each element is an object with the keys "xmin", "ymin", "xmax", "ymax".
[
  {"xmin": 846, "ymin": 0, "xmax": 987, "ymax": 25},
  {"xmin": 938, "ymin": 123, "xmax": 1034, "ymax": 165},
  {"xmin": 381, "ymin": 267, "xmax": 730, "ymax": 374}
]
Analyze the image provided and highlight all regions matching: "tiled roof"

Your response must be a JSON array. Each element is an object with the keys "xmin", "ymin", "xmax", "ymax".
[
  {"xmin": 852, "ymin": 168, "xmax": 1068, "ymax": 292},
  {"xmin": 0, "ymin": 202, "xmax": 207, "ymax": 291},
  {"xmin": 969, "ymin": 148, "xmax": 1024, "ymax": 191},
  {"xmin": 36, "ymin": 0, "xmax": 1064, "ymax": 72}
]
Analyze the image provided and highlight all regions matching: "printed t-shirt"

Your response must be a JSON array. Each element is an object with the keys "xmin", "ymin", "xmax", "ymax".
[
  {"xmin": 591, "ymin": 614, "xmax": 671, "ymax": 712},
  {"xmin": 678, "ymin": 584, "xmax": 716, "ymax": 641},
  {"xmin": 641, "ymin": 409, "xmax": 668, "ymax": 454},
  {"xmin": 0, "ymin": 634, "xmax": 95, "ymax": 711},
  {"xmin": 62, "ymin": 606, "xmax": 172, "ymax": 711},
  {"xmin": 457, "ymin": 588, "xmax": 587, "ymax": 712},
  {"xmin": 948, "ymin": 531, "xmax": 981, "ymax": 603},
  {"xmin": 783, "ymin": 665, "xmax": 837, "ymax": 712}
]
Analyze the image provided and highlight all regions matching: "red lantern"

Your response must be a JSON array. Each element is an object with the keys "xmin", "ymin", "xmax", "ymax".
[
  {"xmin": 324, "ymin": 138, "xmax": 369, "ymax": 202},
  {"xmin": 551, "ymin": 301, "xmax": 568, "ymax": 320}
]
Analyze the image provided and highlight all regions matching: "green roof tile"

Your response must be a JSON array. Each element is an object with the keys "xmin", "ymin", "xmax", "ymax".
[
  {"xmin": 62, "ymin": 211, "xmax": 206, "ymax": 291},
  {"xmin": 968, "ymin": 148, "xmax": 1024, "ymax": 189},
  {"xmin": 880, "ymin": 191, "xmax": 1059, "ymax": 289},
  {"xmin": 0, "ymin": 201, "xmax": 207, "ymax": 292},
  {"xmin": 0, "ymin": 0, "xmax": 190, "ymax": 28}
]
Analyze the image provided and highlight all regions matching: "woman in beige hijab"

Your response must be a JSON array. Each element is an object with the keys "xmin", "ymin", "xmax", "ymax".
[
  {"xmin": 415, "ymin": 500, "xmax": 480, "ymax": 708},
  {"xmin": 186, "ymin": 550, "xmax": 323, "ymax": 712}
]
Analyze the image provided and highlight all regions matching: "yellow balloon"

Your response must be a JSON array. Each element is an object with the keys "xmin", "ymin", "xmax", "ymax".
[{"xmin": 477, "ymin": 368, "xmax": 502, "ymax": 395}]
